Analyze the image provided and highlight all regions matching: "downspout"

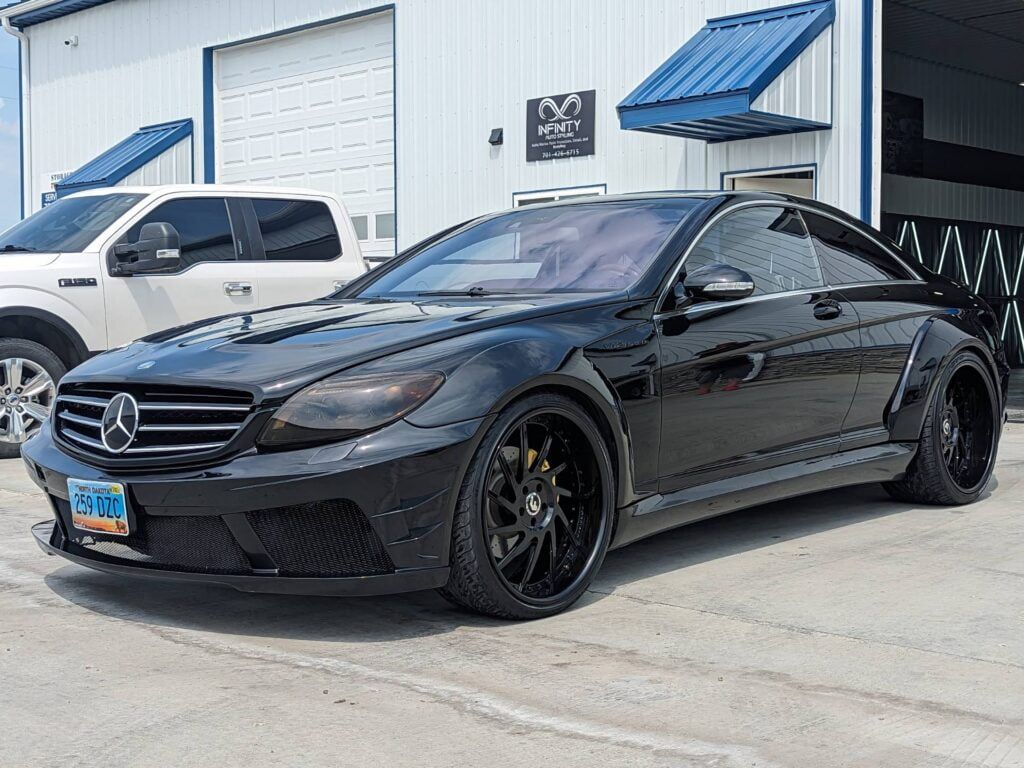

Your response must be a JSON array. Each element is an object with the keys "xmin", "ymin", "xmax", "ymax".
[{"xmin": 2, "ymin": 16, "xmax": 30, "ymax": 218}]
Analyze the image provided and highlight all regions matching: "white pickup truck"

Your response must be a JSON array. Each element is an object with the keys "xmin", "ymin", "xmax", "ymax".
[{"xmin": 0, "ymin": 184, "xmax": 367, "ymax": 457}]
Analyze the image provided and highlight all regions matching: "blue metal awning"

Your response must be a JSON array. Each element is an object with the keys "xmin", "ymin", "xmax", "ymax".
[
  {"xmin": 618, "ymin": 0, "xmax": 835, "ymax": 142},
  {"xmin": 55, "ymin": 119, "xmax": 192, "ymax": 197}
]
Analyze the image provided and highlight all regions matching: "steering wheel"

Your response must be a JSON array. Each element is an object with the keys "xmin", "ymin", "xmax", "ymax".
[{"xmin": 575, "ymin": 259, "xmax": 643, "ymax": 287}]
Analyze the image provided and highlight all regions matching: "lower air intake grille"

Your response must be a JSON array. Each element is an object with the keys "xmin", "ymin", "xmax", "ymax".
[
  {"xmin": 56, "ymin": 498, "xmax": 250, "ymax": 575},
  {"xmin": 247, "ymin": 500, "xmax": 394, "ymax": 577}
]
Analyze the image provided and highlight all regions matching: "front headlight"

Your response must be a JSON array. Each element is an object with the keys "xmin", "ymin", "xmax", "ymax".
[{"xmin": 257, "ymin": 371, "xmax": 445, "ymax": 449}]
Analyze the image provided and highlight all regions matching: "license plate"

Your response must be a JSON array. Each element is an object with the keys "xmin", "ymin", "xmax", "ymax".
[{"xmin": 67, "ymin": 479, "xmax": 130, "ymax": 536}]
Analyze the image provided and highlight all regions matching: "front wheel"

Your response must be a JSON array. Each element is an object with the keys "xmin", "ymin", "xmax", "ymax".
[
  {"xmin": 441, "ymin": 393, "xmax": 615, "ymax": 619},
  {"xmin": 0, "ymin": 339, "xmax": 64, "ymax": 460},
  {"xmin": 884, "ymin": 350, "xmax": 999, "ymax": 505}
]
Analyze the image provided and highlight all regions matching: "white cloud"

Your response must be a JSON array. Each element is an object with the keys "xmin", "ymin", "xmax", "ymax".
[
  {"xmin": 0, "ymin": 97, "xmax": 5, "ymax": 110},
  {"xmin": 0, "ymin": 119, "xmax": 18, "ymax": 138}
]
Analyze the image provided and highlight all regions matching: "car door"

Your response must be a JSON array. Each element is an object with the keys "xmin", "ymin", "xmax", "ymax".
[
  {"xmin": 657, "ymin": 204, "xmax": 862, "ymax": 492},
  {"xmin": 102, "ymin": 196, "xmax": 257, "ymax": 346},
  {"xmin": 240, "ymin": 197, "xmax": 355, "ymax": 307},
  {"xmin": 801, "ymin": 210, "xmax": 935, "ymax": 450}
]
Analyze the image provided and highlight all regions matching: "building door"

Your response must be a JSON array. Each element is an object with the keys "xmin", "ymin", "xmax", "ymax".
[{"xmin": 214, "ymin": 12, "xmax": 396, "ymax": 261}]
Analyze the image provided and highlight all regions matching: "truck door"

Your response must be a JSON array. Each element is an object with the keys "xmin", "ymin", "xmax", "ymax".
[
  {"xmin": 239, "ymin": 197, "xmax": 364, "ymax": 307},
  {"xmin": 102, "ymin": 196, "xmax": 258, "ymax": 346}
]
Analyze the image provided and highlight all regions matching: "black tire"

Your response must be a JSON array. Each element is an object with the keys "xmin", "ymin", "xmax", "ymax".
[
  {"xmin": 0, "ymin": 338, "xmax": 65, "ymax": 460},
  {"xmin": 440, "ymin": 393, "xmax": 615, "ymax": 620},
  {"xmin": 883, "ymin": 350, "xmax": 999, "ymax": 505}
]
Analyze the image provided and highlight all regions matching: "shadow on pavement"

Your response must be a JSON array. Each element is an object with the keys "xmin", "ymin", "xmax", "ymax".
[{"xmin": 41, "ymin": 479, "xmax": 994, "ymax": 641}]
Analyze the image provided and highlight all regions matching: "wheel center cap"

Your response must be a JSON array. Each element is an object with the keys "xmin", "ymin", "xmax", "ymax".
[{"xmin": 525, "ymin": 492, "xmax": 543, "ymax": 516}]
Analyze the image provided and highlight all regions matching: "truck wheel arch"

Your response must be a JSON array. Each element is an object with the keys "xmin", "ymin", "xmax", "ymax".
[{"xmin": 0, "ymin": 307, "xmax": 92, "ymax": 370}]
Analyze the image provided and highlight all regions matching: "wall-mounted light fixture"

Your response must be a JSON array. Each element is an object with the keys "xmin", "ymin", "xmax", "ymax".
[{"xmin": 488, "ymin": 128, "xmax": 504, "ymax": 146}]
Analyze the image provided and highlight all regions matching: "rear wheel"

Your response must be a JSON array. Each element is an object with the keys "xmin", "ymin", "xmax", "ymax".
[
  {"xmin": 0, "ymin": 339, "xmax": 63, "ymax": 459},
  {"xmin": 441, "ymin": 394, "xmax": 614, "ymax": 619},
  {"xmin": 884, "ymin": 351, "xmax": 999, "ymax": 505}
]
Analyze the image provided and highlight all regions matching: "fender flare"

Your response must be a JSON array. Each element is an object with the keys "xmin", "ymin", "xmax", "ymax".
[
  {"xmin": 887, "ymin": 311, "xmax": 1005, "ymax": 442},
  {"xmin": 0, "ymin": 306, "xmax": 92, "ymax": 365},
  {"xmin": 404, "ymin": 337, "xmax": 637, "ymax": 508}
]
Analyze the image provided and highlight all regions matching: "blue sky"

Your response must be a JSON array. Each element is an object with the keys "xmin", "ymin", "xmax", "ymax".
[{"xmin": 0, "ymin": 32, "xmax": 19, "ymax": 232}]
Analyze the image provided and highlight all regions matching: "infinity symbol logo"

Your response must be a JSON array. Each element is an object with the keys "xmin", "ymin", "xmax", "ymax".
[{"xmin": 538, "ymin": 93, "xmax": 582, "ymax": 121}]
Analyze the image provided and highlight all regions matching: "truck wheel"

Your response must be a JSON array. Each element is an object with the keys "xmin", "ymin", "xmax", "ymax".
[{"xmin": 0, "ymin": 339, "xmax": 64, "ymax": 459}]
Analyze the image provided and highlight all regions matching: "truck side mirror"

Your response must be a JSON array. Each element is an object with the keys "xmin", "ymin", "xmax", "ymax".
[{"xmin": 113, "ymin": 222, "xmax": 181, "ymax": 275}]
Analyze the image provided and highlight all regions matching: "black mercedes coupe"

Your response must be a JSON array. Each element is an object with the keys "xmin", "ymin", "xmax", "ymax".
[{"xmin": 23, "ymin": 193, "xmax": 1008, "ymax": 619}]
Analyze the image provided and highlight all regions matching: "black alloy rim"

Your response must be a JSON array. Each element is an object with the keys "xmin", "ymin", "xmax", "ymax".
[
  {"xmin": 483, "ymin": 411, "xmax": 604, "ymax": 604},
  {"xmin": 939, "ymin": 368, "xmax": 994, "ymax": 492}
]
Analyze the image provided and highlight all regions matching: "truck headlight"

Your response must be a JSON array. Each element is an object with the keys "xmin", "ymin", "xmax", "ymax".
[{"xmin": 258, "ymin": 371, "xmax": 445, "ymax": 449}]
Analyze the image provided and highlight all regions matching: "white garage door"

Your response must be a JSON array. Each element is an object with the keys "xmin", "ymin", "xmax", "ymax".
[{"xmin": 215, "ymin": 12, "xmax": 395, "ymax": 261}]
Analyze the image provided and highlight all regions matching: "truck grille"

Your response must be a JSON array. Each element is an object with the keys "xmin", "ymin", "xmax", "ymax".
[{"xmin": 54, "ymin": 383, "xmax": 254, "ymax": 460}]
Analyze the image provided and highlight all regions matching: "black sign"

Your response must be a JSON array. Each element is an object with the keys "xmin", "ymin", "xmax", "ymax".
[{"xmin": 526, "ymin": 90, "xmax": 596, "ymax": 162}]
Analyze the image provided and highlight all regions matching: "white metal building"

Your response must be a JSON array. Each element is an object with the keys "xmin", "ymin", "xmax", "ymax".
[{"xmin": 3, "ymin": 0, "xmax": 1024, "ymax": 362}]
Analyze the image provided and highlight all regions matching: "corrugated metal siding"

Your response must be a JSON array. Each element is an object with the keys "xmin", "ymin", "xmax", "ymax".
[
  {"xmin": 882, "ymin": 51, "xmax": 1024, "ymax": 225},
  {"xmin": 23, "ymin": 0, "xmax": 867, "ymax": 246},
  {"xmin": 752, "ymin": 27, "xmax": 832, "ymax": 124}
]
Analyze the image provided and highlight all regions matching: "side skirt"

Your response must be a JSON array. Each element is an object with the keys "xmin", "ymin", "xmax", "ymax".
[{"xmin": 610, "ymin": 443, "xmax": 916, "ymax": 549}]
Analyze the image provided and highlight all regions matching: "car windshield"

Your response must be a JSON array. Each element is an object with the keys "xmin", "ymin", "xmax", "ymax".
[
  {"xmin": 0, "ymin": 194, "xmax": 144, "ymax": 254},
  {"xmin": 357, "ymin": 200, "xmax": 701, "ymax": 297}
]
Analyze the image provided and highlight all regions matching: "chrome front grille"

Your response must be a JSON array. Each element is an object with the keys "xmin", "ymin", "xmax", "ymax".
[{"xmin": 54, "ymin": 384, "xmax": 253, "ymax": 460}]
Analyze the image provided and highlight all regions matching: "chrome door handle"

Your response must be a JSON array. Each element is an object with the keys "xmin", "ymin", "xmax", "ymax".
[
  {"xmin": 813, "ymin": 299, "xmax": 842, "ymax": 320},
  {"xmin": 224, "ymin": 281, "xmax": 252, "ymax": 296}
]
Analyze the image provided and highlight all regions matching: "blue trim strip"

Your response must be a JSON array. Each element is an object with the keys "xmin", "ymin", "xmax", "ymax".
[
  {"xmin": 201, "ymin": 5, "xmax": 395, "ymax": 186},
  {"xmin": 202, "ymin": 47, "xmax": 214, "ymax": 183},
  {"xmin": 54, "ymin": 118, "xmax": 193, "ymax": 196},
  {"xmin": 860, "ymin": 0, "xmax": 874, "ymax": 224},
  {"xmin": 8, "ymin": 0, "xmax": 116, "ymax": 28},
  {"xmin": 16, "ymin": 36, "xmax": 23, "ymax": 218}
]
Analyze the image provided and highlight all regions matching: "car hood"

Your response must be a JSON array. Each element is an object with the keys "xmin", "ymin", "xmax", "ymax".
[
  {"xmin": 68, "ymin": 295, "xmax": 616, "ymax": 399},
  {"xmin": 1, "ymin": 252, "xmax": 61, "ymax": 270}
]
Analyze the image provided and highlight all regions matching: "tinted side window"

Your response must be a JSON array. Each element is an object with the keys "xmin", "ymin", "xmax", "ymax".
[
  {"xmin": 685, "ymin": 206, "xmax": 823, "ymax": 295},
  {"xmin": 252, "ymin": 199, "xmax": 342, "ymax": 261},
  {"xmin": 121, "ymin": 198, "xmax": 235, "ymax": 269},
  {"xmin": 803, "ymin": 211, "xmax": 910, "ymax": 283}
]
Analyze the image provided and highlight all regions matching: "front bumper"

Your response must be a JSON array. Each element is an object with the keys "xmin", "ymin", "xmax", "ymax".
[{"xmin": 22, "ymin": 416, "xmax": 485, "ymax": 596}]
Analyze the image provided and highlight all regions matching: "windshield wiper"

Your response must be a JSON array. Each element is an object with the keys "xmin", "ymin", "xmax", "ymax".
[
  {"xmin": 416, "ymin": 286, "xmax": 515, "ymax": 297},
  {"xmin": 0, "ymin": 244, "xmax": 36, "ymax": 253}
]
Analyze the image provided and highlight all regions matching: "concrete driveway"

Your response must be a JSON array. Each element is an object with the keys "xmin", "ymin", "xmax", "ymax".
[{"xmin": 1, "ymin": 429, "xmax": 1022, "ymax": 768}]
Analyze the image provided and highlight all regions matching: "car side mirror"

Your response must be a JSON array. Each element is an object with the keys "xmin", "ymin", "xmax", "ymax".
[
  {"xmin": 112, "ymin": 222, "xmax": 181, "ymax": 275},
  {"xmin": 681, "ymin": 264, "xmax": 756, "ymax": 302}
]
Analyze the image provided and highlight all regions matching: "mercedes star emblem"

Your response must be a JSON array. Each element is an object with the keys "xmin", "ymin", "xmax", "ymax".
[{"xmin": 100, "ymin": 393, "xmax": 140, "ymax": 454}]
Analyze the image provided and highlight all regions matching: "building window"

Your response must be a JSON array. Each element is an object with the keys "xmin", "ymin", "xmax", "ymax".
[
  {"xmin": 375, "ymin": 212, "xmax": 396, "ymax": 240},
  {"xmin": 351, "ymin": 215, "xmax": 369, "ymax": 241},
  {"xmin": 722, "ymin": 167, "xmax": 816, "ymax": 199},
  {"xmin": 512, "ymin": 184, "xmax": 606, "ymax": 207}
]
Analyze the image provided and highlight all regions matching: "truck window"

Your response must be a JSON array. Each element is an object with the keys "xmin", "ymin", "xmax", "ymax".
[
  {"xmin": 1, "ymin": 194, "xmax": 143, "ymax": 254},
  {"xmin": 251, "ymin": 199, "xmax": 342, "ymax": 262},
  {"xmin": 121, "ymin": 198, "xmax": 236, "ymax": 269}
]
